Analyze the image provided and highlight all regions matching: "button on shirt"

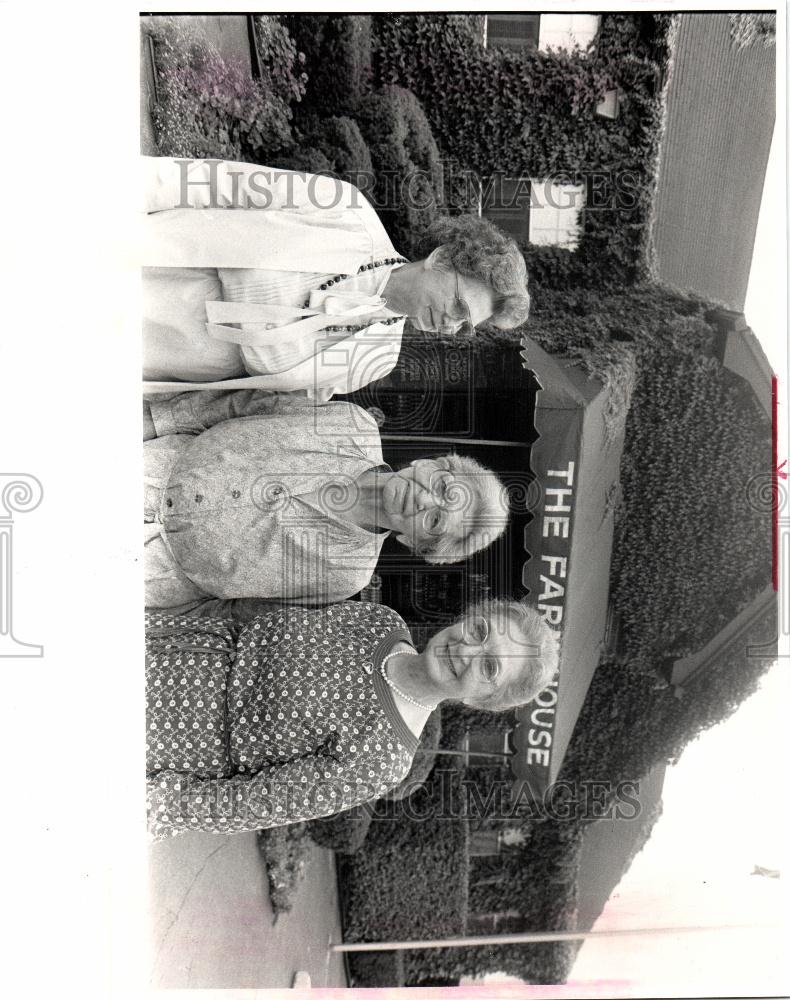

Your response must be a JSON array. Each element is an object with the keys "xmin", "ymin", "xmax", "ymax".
[{"xmin": 144, "ymin": 393, "xmax": 391, "ymax": 608}]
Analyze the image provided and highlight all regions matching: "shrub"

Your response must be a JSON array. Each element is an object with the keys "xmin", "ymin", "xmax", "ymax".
[
  {"xmin": 611, "ymin": 352, "xmax": 771, "ymax": 663},
  {"xmin": 307, "ymin": 804, "xmax": 373, "ymax": 854},
  {"xmin": 347, "ymin": 952, "xmax": 402, "ymax": 988},
  {"xmin": 272, "ymin": 116, "xmax": 373, "ymax": 187},
  {"xmin": 147, "ymin": 17, "xmax": 294, "ymax": 161},
  {"xmin": 257, "ymin": 823, "xmax": 312, "ymax": 914},
  {"xmin": 371, "ymin": 14, "xmax": 613, "ymax": 179},
  {"xmin": 368, "ymin": 12, "xmax": 676, "ymax": 287},
  {"xmin": 270, "ymin": 145, "xmax": 335, "ymax": 177},
  {"xmin": 252, "ymin": 15, "xmax": 308, "ymax": 106},
  {"xmin": 283, "ymin": 14, "xmax": 373, "ymax": 117},
  {"xmin": 432, "ymin": 820, "xmax": 584, "ymax": 985},
  {"xmin": 353, "ymin": 85, "xmax": 444, "ymax": 254},
  {"xmin": 560, "ymin": 601, "xmax": 777, "ymax": 797},
  {"xmin": 338, "ymin": 771, "xmax": 470, "ymax": 947},
  {"xmin": 729, "ymin": 13, "xmax": 776, "ymax": 49}
]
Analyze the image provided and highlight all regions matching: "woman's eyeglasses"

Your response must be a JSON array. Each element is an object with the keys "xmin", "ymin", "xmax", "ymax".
[
  {"xmin": 461, "ymin": 615, "xmax": 500, "ymax": 686},
  {"xmin": 421, "ymin": 471, "xmax": 467, "ymax": 538},
  {"xmin": 461, "ymin": 615, "xmax": 490, "ymax": 645},
  {"xmin": 439, "ymin": 271, "xmax": 474, "ymax": 337}
]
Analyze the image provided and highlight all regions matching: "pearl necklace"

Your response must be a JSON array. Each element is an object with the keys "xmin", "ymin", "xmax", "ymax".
[
  {"xmin": 305, "ymin": 257, "xmax": 409, "ymax": 334},
  {"xmin": 379, "ymin": 648, "xmax": 436, "ymax": 711}
]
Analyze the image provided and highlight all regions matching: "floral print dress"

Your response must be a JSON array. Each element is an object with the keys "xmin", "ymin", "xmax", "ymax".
[{"xmin": 146, "ymin": 602, "xmax": 419, "ymax": 839}]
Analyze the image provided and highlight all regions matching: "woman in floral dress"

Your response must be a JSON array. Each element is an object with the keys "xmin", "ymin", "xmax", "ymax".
[{"xmin": 146, "ymin": 599, "xmax": 559, "ymax": 838}]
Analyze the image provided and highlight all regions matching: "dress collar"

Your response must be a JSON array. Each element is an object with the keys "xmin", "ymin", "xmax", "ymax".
[{"xmin": 370, "ymin": 628, "xmax": 421, "ymax": 755}]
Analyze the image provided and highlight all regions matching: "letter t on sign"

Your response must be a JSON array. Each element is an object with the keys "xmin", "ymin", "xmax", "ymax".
[{"xmin": 547, "ymin": 462, "xmax": 575, "ymax": 486}]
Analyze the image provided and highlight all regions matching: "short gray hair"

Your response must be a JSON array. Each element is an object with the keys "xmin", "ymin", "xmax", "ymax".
[
  {"xmin": 461, "ymin": 598, "xmax": 560, "ymax": 713},
  {"xmin": 419, "ymin": 454, "xmax": 509, "ymax": 565},
  {"xmin": 413, "ymin": 215, "xmax": 530, "ymax": 329}
]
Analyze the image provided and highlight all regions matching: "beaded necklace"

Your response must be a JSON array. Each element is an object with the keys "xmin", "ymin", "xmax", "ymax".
[
  {"xmin": 379, "ymin": 647, "xmax": 437, "ymax": 711},
  {"xmin": 307, "ymin": 256, "xmax": 408, "ymax": 334}
]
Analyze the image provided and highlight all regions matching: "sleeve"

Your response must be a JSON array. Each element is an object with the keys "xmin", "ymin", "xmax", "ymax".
[
  {"xmin": 144, "ymin": 389, "xmax": 322, "ymax": 437},
  {"xmin": 163, "ymin": 597, "xmax": 287, "ymax": 623},
  {"xmin": 145, "ymin": 612, "xmax": 238, "ymax": 653},
  {"xmin": 142, "ymin": 156, "xmax": 367, "ymax": 215},
  {"xmin": 147, "ymin": 750, "xmax": 404, "ymax": 839}
]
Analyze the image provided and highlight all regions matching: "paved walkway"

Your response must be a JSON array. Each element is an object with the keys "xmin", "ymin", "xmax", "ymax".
[{"xmin": 149, "ymin": 832, "xmax": 347, "ymax": 989}]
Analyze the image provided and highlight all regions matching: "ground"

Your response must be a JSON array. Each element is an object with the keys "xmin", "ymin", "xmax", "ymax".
[{"xmin": 149, "ymin": 832, "xmax": 347, "ymax": 988}]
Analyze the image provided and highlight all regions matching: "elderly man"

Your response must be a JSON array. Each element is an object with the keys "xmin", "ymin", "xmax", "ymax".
[{"xmin": 144, "ymin": 390, "xmax": 509, "ymax": 612}]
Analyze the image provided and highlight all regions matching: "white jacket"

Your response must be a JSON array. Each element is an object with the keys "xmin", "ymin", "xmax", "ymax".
[{"xmin": 141, "ymin": 157, "xmax": 407, "ymax": 399}]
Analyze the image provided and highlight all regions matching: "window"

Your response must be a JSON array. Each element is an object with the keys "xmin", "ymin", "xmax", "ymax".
[
  {"xmin": 480, "ymin": 176, "xmax": 532, "ymax": 242},
  {"xmin": 528, "ymin": 180, "xmax": 585, "ymax": 249},
  {"xmin": 469, "ymin": 829, "xmax": 501, "ymax": 857},
  {"xmin": 486, "ymin": 14, "xmax": 600, "ymax": 53},
  {"xmin": 462, "ymin": 728, "xmax": 512, "ymax": 765},
  {"xmin": 595, "ymin": 88, "xmax": 621, "ymax": 120},
  {"xmin": 481, "ymin": 178, "xmax": 585, "ymax": 250},
  {"xmin": 486, "ymin": 14, "xmax": 540, "ymax": 51},
  {"xmin": 538, "ymin": 14, "xmax": 601, "ymax": 52}
]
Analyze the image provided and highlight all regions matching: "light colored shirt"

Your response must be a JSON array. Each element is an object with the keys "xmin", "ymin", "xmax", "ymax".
[{"xmin": 144, "ymin": 391, "xmax": 391, "ymax": 608}]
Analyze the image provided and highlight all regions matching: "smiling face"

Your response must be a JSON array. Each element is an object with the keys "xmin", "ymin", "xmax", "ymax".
[
  {"xmin": 380, "ymin": 458, "xmax": 477, "ymax": 555},
  {"xmin": 407, "ymin": 250, "xmax": 497, "ymax": 335},
  {"xmin": 422, "ymin": 608, "xmax": 535, "ymax": 706}
]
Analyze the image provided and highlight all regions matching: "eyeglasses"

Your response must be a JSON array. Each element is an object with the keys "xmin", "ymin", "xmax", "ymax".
[
  {"xmin": 439, "ymin": 271, "xmax": 474, "ymax": 337},
  {"xmin": 461, "ymin": 614, "xmax": 490, "ymax": 645},
  {"xmin": 420, "ymin": 471, "xmax": 463, "ymax": 538},
  {"xmin": 460, "ymin": 615, "xmax": 500, "ymax": 686}
]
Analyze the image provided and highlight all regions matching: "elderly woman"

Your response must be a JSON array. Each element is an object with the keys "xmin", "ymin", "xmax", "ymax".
[
  {"xmin": 144, "ymin": 389, "xmax": 509, "ymax": 611},
  {"xmin": 146, "ymin": 598, "xmax": 559, "ymax": 838},
  {"xmin": 142, "ymin": 156, "xmax": 530, "ymax": 400}
]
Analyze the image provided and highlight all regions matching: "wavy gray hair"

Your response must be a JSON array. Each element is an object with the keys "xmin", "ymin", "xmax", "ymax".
[
  {"xmin": 413, "ymin": 215, "xmax": 530, "ymax": 329},
  {"xmin": 416, "ymin": 454, "xmax": 509, "ymax": 565},
  {"xmin": 460, "ymin": 597, "xmax": 560, "ymax": 713}
]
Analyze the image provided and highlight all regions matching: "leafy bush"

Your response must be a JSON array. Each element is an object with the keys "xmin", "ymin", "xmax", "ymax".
[
  {"xmin": 612, "ymin": 354, "xmax": 770, "ymax": 663},
  {"xmin": 147, "ymin": 17, "xmax": 294, "ymax": 161},
  {"xmin": 338, "ymin": 770, "xmax": 470, "ymax": 946},
  {"xmin": 560, "ymin": 602, "xmax": 777, "ymax": 799},
  {"xmin": 257, "ymin": 823, "xmax": 312, "ymax": 914},
  {"xmin": 353, "ymin": 85, "xmax": 444, "ymax": 254},
  {"xmin": 367, "ymin": 12, "xmax": 676, "ymax": 287},
  {"xmin": 252, "ymin": 15, "xmax": 308, "ymax": 107},
  {"xmin": 439, "ymin": 819, "xmax": 584, "ymax": 984},
  {"xmin": 272, "ymin": 115, "xmax": 373, "ymax": 187},
  {"xmin": 307, "ymin": 804, "xmax": 373, "ymax": 854},
  {"xmin": 729, "ymin": 12, "xmax": 776, "ymax": 48},
  {"xmin": 270, "ymin": 145, "xmax": 335, "ymax": 177},
  {"xmin": 340, "ymin": 761, "xmax": 581, "ymax": 985},
  {"xmin": 282, "ymin": 14, "xmax": 373, "ymax": 117},
  {"xmin": 371, "ymin": 14, "xmax": 613, "ymax": 179},
  {"xmin": 347, "ymin": 952, "xmax": 402, "ymax": 988}
]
